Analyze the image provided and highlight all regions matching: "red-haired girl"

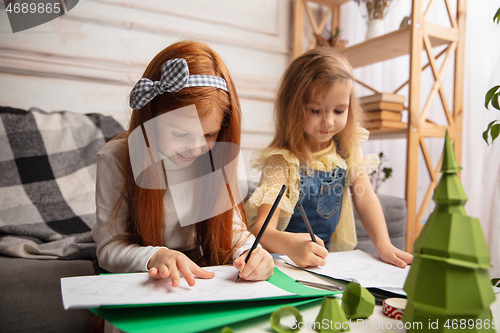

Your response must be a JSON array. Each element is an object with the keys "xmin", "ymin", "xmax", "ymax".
[{"xmin": 93, "ymin": 40, "xmax": 274, "ymax": 286}]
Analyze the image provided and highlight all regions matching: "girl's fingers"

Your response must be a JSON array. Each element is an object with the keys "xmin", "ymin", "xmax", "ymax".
[
  {"xmin": 314, "ymin": 243, "xmax": 329, "ymax": 258},
  {"xmin": 379, "ymin": 247, "xmax": 413, "ymax": 268},
  {"xmin": 177, "ymin": 264, "xmax": 195, "ymax": 286},
  {"xmin": 249, "ymin": 259, "xmax": 274, "ymax": 281},
  {"xmin": 302, "ymin": 243, "xmax": 327, "ymax": 267},
  {"xmin": 148, "ymin": 267, "xmax": 159, "ymax": 279},
  {"xmin": 399, "ymin": 250, "xmax": 414, "ymax": 264},
  {"xmin": 310, "ymin": 255, "xmax": 327, "ymax": 267},
  {"xmin": 159, "ymin": 265, "xmax": 171, "ymax": 279},
  {"xmin": 391, "ymin": 255, "xmax": 407, "ymax": 269},
  {"xmin": 381, "ymin": 250, "xmax": 409, "ymax": 269},
  {"xmin": 233, "ymin": 256, "xmax": 245, "ymax": 272},
  {"xmin": 238, "ymin": 249, "xmax": 274, "ymax": 281},
  {"xmin": 148, "ymin": 254, "xmax": 216, "ymax": 287},
  {"xmin": 168, "ymin": 266, "xmax": 181, "ymax": 287},
  {"xmin": 191, "ymin": 265, "xmax": 216, "ymax": 279}
]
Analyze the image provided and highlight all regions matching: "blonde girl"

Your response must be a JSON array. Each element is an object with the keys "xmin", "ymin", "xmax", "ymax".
[
  {"xmin": 245, "ymin": 47, "xmax": 413, "ymax": 268},
  {"xmin": 93, "ymin": 40, "xmax": 274, "ymax": 286}
]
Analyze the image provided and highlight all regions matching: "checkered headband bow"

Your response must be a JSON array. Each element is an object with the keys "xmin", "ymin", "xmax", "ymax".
[{"xmin": 129, "ymin": 58, "xmax": 229, "ymax": 109}]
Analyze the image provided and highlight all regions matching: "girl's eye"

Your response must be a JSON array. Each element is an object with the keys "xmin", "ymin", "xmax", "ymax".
[
  {"xmin": 173, "ymin": 132, "xmax": 188, "ymax": 137},
  {"xmin": 334, "ymin": 109, "xmax": 346, "ymax": 114},
  {"xmin": 205, "ymin": 133, "xmax": 218, "ymax": 139},
  {"xmin": 311, "ymin": 109, "xmax": 320, "ymax": 114}
]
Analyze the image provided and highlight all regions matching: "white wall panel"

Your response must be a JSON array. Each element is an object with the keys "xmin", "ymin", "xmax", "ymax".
[{"xmin": 0, "ymin": 0, "xmax": 292, "ymax": 177}]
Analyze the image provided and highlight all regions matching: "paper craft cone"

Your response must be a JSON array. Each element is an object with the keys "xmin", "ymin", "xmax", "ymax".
[
  {"xmin": 341, "ymin": 282, "xmax": 375, "ymax": 319},
  {"xmin": 315, "ymin": 296, "xmax": 350, "ymax": 332},
  {"xmin": 403, "ymin": 132, "xmax": 495, "ymax": 332},
  {"xmin": 270, "ymin": 306, "xmax": 302, "ymax": 333}
]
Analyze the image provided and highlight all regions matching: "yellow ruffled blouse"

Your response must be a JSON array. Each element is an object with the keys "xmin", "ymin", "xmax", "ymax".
[{"xmin": 244, "ymin": 127, "xmax": 380, "ymax": 252}]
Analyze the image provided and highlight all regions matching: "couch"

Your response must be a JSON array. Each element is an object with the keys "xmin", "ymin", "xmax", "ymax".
[{"xmin": 0, "ymin": 106, "xmax": 124, "ymax": 333}]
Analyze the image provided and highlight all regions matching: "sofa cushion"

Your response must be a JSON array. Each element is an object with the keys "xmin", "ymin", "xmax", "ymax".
[
  {"xmin": 0, "ymin": 106, "xmax": 124, "ymax": 259},
  {"xmin": 0, "ymin": 256, "xmax": 95, "ymax": 333}
]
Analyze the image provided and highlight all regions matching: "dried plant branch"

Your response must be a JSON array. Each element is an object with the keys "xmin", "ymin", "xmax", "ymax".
[{"xmin": 353, "ymin": 0, "xmax": 395, "ymax": 21}]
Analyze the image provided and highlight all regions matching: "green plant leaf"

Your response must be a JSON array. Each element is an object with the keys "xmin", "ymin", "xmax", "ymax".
[
  {"xmin": 491, "ymin": 123, "xmax": 500, "ymax": 142},
  {"xmin": 492, "ymin": 92, "xmax": 500, "ymax": 111},
  {"xmin": 483, "ymin": 129, "xmax": 489, "ymax": 145},
  {"xmin": 494, "ymin": 7, "xmax": 500, "ymax": 24},
  {"xmin": 483, "ymin": 120, "xmax": 498, "ymax": 145},
  {"xmin": 382, "ymin": 167, "xmax": 392, "ymax": 179},
  {"xmin": 483, "ymin": 129, "xmax": 489, "ymax": 144},
  {"xmin": 485, "ymin": 85, "xmax": 500, "ymax": 109}
]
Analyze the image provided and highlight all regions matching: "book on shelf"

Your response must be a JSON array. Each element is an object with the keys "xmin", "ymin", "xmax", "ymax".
[
  {"xmin": 364, "ymin": 110, "xmax": 403, "ymax": 122},
  {"xmin": 364, "ymin": 119, "xmax": 406, "ymax": 130},
  {"xmin": 360, "ymin": 93, "xmax": 405, "ymax": 105},
  {"xmin": 362, "ymin": 101, "xmax": 405, "ymax": 112}
]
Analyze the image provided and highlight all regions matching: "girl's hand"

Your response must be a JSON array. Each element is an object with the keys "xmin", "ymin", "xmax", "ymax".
[
  {"xmin": 147, "ymin": 248, "xmax": 215, "ymax": 287},
  {"xmin": 377, "ymin": 244, "xmax": 413, "ymax": 268},
  {"xmin": 233, "ymin": 247, "xmax": 274, "ymax": 281},
  {"xmin": 287, "ymin": 233, "xmax": 329, "ymax": 268}
]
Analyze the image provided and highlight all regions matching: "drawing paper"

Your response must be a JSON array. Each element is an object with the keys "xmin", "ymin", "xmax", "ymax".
[
  {"xmin": 61, "ymin": 265, "xmax": 294, "ymax": 310},
  {"xmin": 282, "ymin": 250, "xmax": 410, "ymax": 291},
  {"xmin": 83, "ymin": 268, "xmax": 335, "ymax": 333}
]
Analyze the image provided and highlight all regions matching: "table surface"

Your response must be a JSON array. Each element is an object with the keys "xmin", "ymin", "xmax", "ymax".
[{"xmin": 105, "ymin": 259, "xmax": 500, "ymax": 333}]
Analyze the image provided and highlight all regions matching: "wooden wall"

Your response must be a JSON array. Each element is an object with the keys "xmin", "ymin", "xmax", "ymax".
[{"xmin": 0, "ymin": 0, "xmax": 294, "ymax": 181}]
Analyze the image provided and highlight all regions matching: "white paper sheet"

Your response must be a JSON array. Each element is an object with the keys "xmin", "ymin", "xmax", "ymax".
[
  {"xmin": 282, "ymin": 250, "xmax": 410, "ymax": 291},
  {"xmin": 60, "ymin": 265, "xmax": 292, "ymax": 310}
]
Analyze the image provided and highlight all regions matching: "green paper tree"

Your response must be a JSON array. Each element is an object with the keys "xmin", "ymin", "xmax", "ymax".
[
  {"xmin": 315, "ymin": 296, "xmax": 350, "ymax": 332},
  {"xmin": 403, "ymin": 132, "xmax": 496, "ymax": 332}
]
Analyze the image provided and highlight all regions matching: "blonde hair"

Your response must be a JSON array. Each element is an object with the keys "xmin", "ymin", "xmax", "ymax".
[{"xmin": 270, "ymin": 47, "xmax": 363, "ymax": 163}]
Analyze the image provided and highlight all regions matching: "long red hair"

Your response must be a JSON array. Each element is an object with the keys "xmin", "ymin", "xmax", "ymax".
[{"xmin": 111, "ymin": 40, "xmax": 245, "ymax": 266}]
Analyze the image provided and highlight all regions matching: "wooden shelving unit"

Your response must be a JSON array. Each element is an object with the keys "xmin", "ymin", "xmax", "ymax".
[
  {"xmin": 293, "ymin": 0, "xmax": 467, "ymax": 251},
  {"xmin": 341, "ymin": 23, "xmax": 457, "ymax": 69}
]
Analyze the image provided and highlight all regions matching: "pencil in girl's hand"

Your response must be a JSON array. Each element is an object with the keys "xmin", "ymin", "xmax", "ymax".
[
  {"xmin": 297, "ymin": 203, "xmax": 317, "ymax": 243},
  {"xmin": 236, "ymin": 184, "xmax": 287, "ymax": 282}
]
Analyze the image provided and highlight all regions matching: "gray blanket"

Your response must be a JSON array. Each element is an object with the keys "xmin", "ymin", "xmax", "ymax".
[{"xmin": 0, "ymin": 107, "xmax": 124, "ymax": 259}]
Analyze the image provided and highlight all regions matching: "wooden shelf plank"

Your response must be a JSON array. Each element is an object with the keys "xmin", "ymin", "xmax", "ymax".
[
  {"xmin": 424, "ymin": 22, "xmax": 459, "ymax": 43},
  {"xmin": 367, "ymin": 128, "xmax": 407, "ymax": 140},
  {"xmin": 341, "ymin": 26, "xmax": 412, "ymax": 68},
  {"xmin": 305, "ymin": 0, "xmax": 349, "ymax": 6},
  {"xmin": 341, "ymin": 24, "xmax": 456, "ymax": 69}
]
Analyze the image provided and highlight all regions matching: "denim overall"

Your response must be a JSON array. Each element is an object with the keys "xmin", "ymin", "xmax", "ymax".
[{"xmin": 284, "ymin": 164, "xmax": 346, "ymax": 249}]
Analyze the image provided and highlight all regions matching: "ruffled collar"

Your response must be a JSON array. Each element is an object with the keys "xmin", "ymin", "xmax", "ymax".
[
  {"xmin": 311, "ymin": 140, "xmax": 335, "ymax": 158},
  {"xmin": 308, "ymin": 140, "xmax": 347, "ymax": 171}
]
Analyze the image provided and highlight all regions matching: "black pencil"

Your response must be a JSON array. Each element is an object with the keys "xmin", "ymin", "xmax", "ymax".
[
  {"xmin": 297, "ymin": 202, "xmax": 317, "ymax": 243},
  {"xmin": 236, "ymin": 184, "xmax": 287, "ymax": 282}
]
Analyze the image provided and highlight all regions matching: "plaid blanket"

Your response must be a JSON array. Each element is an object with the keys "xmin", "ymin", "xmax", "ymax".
[{"xmin": 0, "ymin": 106, "xmax": 124, "ymax": 260}]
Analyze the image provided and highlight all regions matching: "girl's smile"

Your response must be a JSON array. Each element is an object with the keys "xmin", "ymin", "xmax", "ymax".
[
  {"xmin": 175, "ymin": 151, "xmax": 197, "ymax": 161},
  {"xmin": 154, "ymin": 105, "xmax": 221, "ymax": 167}
]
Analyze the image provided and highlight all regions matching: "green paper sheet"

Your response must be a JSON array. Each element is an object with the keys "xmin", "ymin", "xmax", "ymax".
[{"xmin": 90, "ymin": 268, "xmax": 339, "ymax": 333}]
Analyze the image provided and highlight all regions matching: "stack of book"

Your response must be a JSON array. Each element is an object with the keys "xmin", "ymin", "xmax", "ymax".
[{"xmin": 360, "ymin": 93, "xmax": 406, "ymax": 130}]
